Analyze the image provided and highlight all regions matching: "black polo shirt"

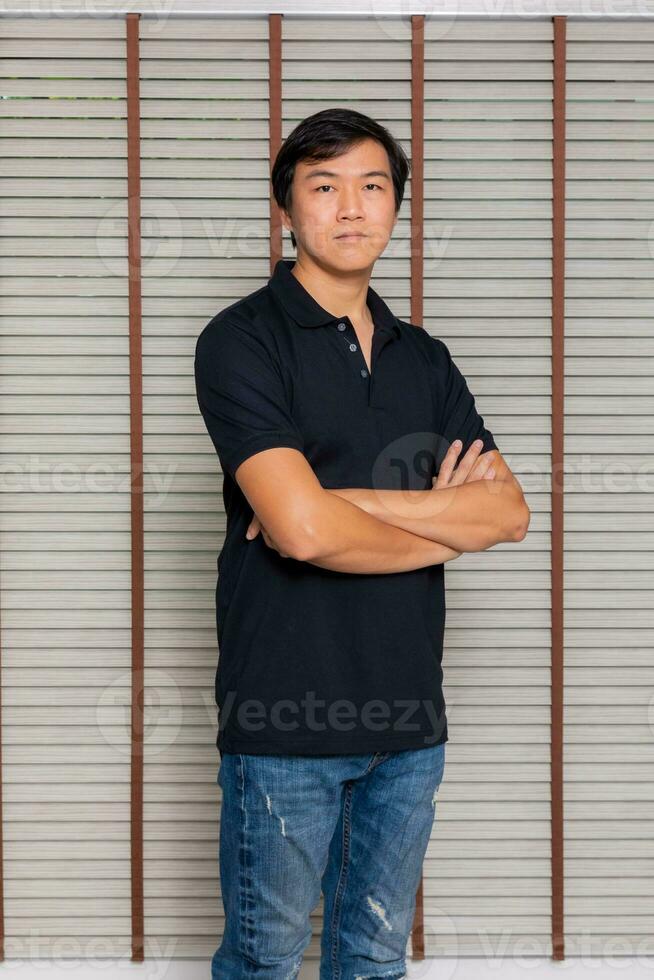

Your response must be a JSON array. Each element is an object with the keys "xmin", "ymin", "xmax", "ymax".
[{"xmin": 194, "ymin": 258, "xmax": 497, "ymax": 757}]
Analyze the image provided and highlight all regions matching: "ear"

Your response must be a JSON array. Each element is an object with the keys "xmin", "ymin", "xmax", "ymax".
[{"xmin": 279, "ymin": 207, "xmax": 292, "ymax": 235}]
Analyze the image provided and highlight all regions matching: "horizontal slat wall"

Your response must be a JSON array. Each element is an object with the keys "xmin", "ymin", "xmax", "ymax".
[
  {"xmin": 282, "ymin": 16, "xmax": 414, "ymax": 961},
  {"xmin": 564, "ymin": 18, "xmax": 654, "ymax": 956},
  {"xmin": 2, "ymin": 10, "xmax": 653, "ymax": 967},
  {"xmin": 422, "ymin": 18, "xmax": 553, "ymax": 958},
  {"xmin": 0, "ymin": 17, "xmax": 132, "ymax": 958},
  {"xmin": 138, "ymin": 16, "xmax": 272, "ymax": 959}
]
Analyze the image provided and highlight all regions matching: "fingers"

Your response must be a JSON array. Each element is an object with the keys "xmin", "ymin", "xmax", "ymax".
[
  {"xmin": 246, "ymin": 515, "xmax": 289, "ymax": 557},
  {"xmin": 246, "ymin": 514, "xmax": 261, "ymax": 540},
  {"xmin": 433, "ymin": 439, "xmax": 498, "ymax": 489},
  {"xmin": 470, "ymin": 449, "xmax": 496, "ymax": 483},
  {"xmin": 436, "ymin": 438, "xmax": 485, "ymax": 488},
  {"xmin": 433, "ymin": 439, "xmax": 463, "ymax": 489}
]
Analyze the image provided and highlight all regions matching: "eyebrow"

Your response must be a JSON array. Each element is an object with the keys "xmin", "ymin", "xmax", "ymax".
[{"xmin": 302, "ymin": 169, "xmax": 391, "ymax": 181}]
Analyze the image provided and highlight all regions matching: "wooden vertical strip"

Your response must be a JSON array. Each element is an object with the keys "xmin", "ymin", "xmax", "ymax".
[
  {"xmin": 410, "ymin": 12, "xmax": 426, "ymax": 964},
  {"xmin": 269, "ymin": 13, "xmax": 283, "ymax": 272},
  {"xmin": 126, "ymin": 11, "xmax": 145, "ymax": 963},
  {"xmin": 551, "ymin": 14, "xmax": 566, "ymax": 962}
]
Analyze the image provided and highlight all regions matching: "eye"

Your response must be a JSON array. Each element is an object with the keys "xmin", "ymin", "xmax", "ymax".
[{"xmin": 315, "ymin": 183, "xmax": 383, "ymax": 193}]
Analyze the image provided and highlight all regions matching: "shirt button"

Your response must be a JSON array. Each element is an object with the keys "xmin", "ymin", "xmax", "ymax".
[
  {"xmin": 360, "ymin": 368, "xmax": 368, "ymax": 378},
  {"xmin": 349, "ymin": 343, "xmax": 357, "ymax": 352},
  {"xmin": 337, "ymin": 322, "xmax": 347, "ymax": 331}
]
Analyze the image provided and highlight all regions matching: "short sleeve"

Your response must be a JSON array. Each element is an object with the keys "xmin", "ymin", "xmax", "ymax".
[
  {"xmin": 433, "ymin": 337, "xmax": 497, "ymax": 460},
  {"xmin": 194, "ymin": 316, "xmax": 305, "ymax": 480}
]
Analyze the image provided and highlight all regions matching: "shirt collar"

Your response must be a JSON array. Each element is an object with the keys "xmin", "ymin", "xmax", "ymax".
[{"xmin": 268, "ymin": 258, "xmax": 401, "ymax": 338}]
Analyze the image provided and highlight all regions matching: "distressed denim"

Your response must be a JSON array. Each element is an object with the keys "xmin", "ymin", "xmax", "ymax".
[{"xmin": 211, "ymin": 742, "xmax": 446, "ymax": 979}]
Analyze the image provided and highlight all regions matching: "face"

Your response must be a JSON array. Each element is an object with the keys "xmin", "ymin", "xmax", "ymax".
[{"xmin": 279, "ymin": 137, "xmax": 399, "ymax": 272}]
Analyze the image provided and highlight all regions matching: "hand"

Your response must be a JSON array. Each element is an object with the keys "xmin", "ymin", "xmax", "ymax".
[
  {"xmin": 433, "ymin": 439, "xmax": 496, "ymax": 490},
  {"xmin": 245, "ymin": 513, "xmax": 291, "ymax": 557}
]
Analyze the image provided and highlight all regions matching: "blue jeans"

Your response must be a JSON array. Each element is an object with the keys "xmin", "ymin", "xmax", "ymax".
[{"xmin": 211, "ymin": 742, "xmax": 446, "ymax": 979}]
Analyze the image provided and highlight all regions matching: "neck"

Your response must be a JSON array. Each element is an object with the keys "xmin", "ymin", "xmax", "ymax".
[{"xmin": 290, "ymin": 253, "xmax": 375, "ymax": 328}]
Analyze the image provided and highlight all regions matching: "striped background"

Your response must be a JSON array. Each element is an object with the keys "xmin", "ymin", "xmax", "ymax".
[{"xmin": 1, "ymin": 12, "xmax": 653, "ymax": 965}]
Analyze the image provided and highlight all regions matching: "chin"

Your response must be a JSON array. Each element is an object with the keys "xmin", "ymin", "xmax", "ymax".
[
  {"xmin": 326, "ymin": 247, "xmax": 380, "ymax": 271},
  {"xmin": 333, "ymin": 256, "xmax": 375, "ymax": 275}
]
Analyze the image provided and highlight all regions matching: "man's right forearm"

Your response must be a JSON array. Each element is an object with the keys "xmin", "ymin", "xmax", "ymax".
[{"xmin": 299, "ymin": 488, "xmax": 461, "ymax": 574}]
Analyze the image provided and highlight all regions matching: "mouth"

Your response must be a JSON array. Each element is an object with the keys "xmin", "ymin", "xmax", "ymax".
[{"xmin": 335, "ymin": 234, "xmax": 367, "ymax": 240}]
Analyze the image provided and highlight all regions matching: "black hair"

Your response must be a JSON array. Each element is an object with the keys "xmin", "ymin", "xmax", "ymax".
[{"xmin": 271, "ymin": 107, "xmax": 410, "ymax": 249}]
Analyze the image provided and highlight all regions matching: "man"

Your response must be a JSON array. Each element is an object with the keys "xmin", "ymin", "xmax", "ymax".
[{"xmin": 195, "ymin": 107, "xmax": 529, "ymax": 980}]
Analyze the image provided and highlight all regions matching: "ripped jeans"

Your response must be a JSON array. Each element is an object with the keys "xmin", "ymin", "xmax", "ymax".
[{"xmin": 211, "ymin": 742, "xmax": 446, "ymax": 980}]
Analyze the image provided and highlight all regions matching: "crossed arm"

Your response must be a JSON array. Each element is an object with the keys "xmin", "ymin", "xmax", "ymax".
[{"xmin": 234, "ymin": 440, "xmax": 530, "ymax": 576}]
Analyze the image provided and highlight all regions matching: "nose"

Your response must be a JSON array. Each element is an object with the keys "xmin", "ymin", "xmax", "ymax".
[{"xmin": 336, "ymin": 188, "xmax": 365, "ymax": 219}]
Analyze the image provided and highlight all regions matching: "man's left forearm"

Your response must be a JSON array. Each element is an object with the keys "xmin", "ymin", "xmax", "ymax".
[{"xmin": 329, "ymin": 479, "xmax": 529, "ymax": 553}]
